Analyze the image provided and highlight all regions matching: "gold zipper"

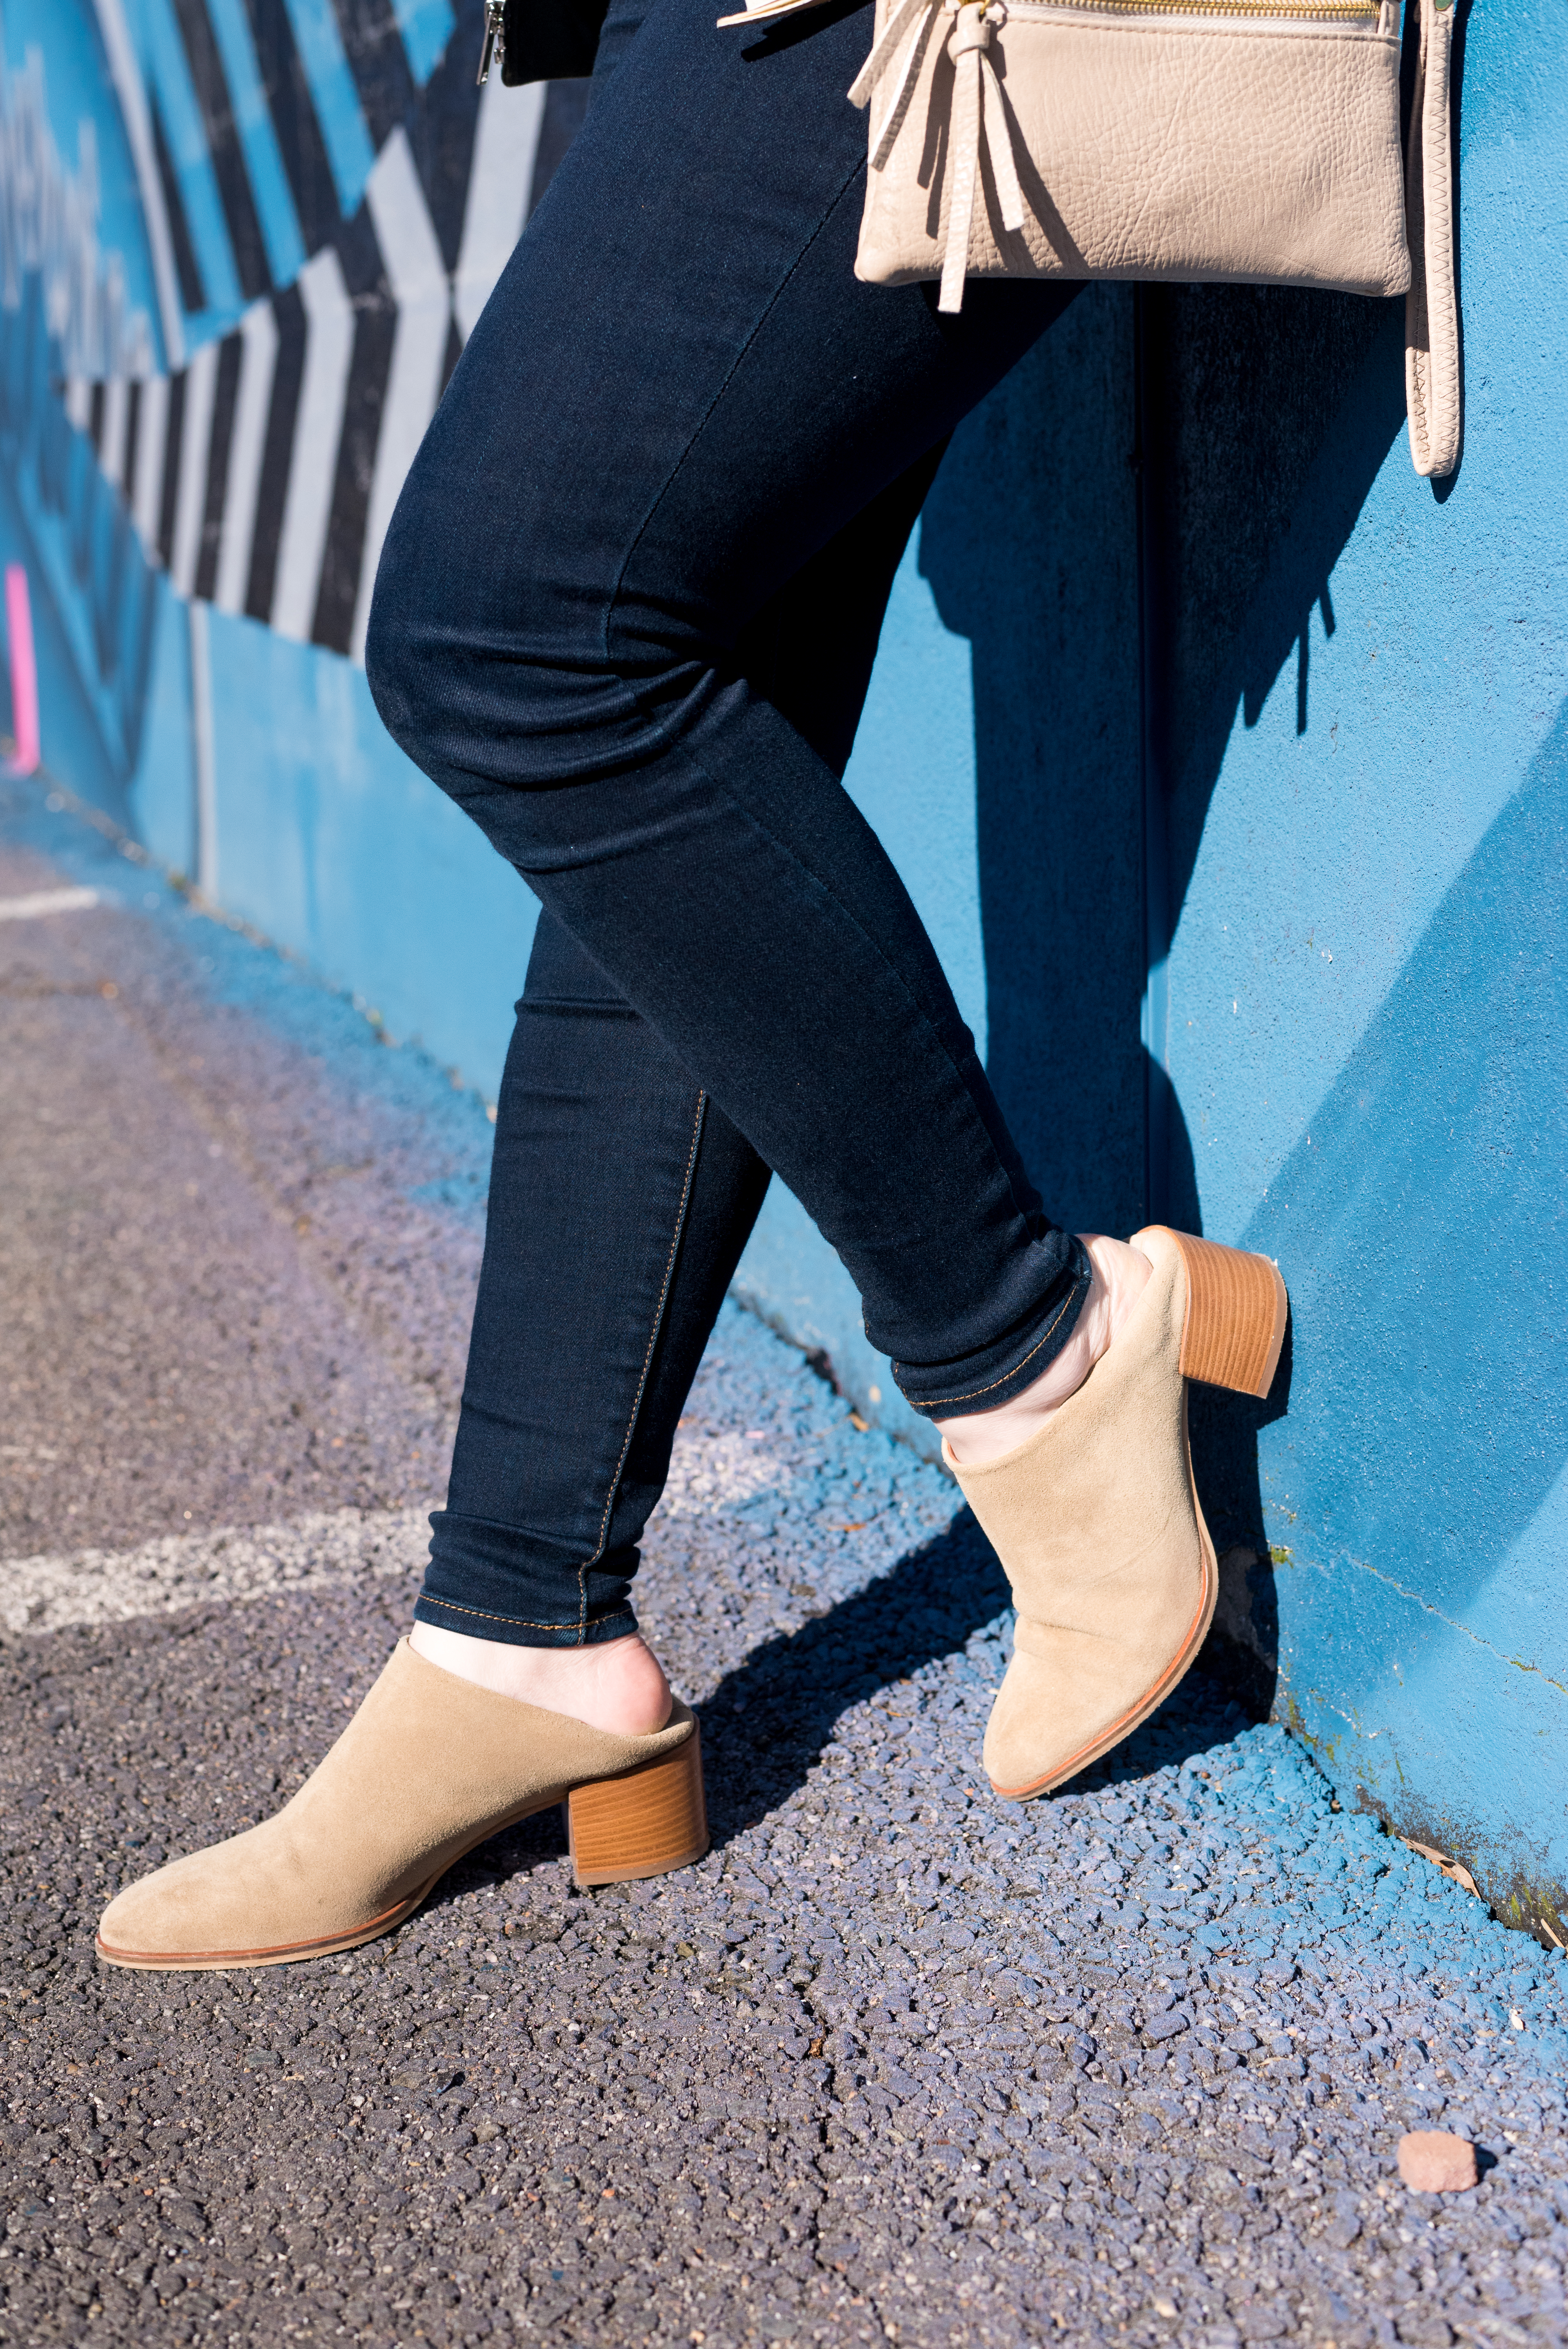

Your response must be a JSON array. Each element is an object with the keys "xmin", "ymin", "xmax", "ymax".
[
  {"xmin": 724, "ymin": 0, "xmax": 1386, "ymax": 34},
  {"xmin": 1009, "ymin": 0, "xmax": 1383, "ymax": 16}
]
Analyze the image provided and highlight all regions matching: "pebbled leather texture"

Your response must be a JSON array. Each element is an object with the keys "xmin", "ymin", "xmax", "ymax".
[{"xmin": 854, "ymin": 8, "xmax": 1411, "ymax": 302}]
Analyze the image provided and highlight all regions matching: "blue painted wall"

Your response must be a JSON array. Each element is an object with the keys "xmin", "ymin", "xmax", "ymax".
[
  {"xmin": 7, "ymin": 0, "xmax": 1565, "ymax": 1941},
  {"xmin": 200, "ymin": 606, "xmax": 534, "ymax": 1084},
  {"xmin": 1144, "ymin": 1, "xmax": 1568, "ymax": 1940}
]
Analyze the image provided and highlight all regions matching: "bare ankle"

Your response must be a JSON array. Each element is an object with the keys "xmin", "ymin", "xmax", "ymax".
[
  {"xmin": 937, "ymin": 1233, "xmax": 1153, "ymax": 1469},
  {"xmin": 408, "ymin": 1622, "xmax": 672, "ymax": 1737}
]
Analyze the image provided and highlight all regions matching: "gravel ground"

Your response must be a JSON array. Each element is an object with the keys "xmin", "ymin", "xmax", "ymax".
[{"xmin": 2, "ymin": 779, "xmax": 1566, "ymax": 2349}]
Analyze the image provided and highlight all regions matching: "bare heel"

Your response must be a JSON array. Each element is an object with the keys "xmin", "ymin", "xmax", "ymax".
[
  {"xmin": 1156, "ymin": 1227, "xmax": 1288, "ymax": 1399},
  {"xmin": 567, "ymin": 1722, "xmax": 709, "ymax": 1889}
]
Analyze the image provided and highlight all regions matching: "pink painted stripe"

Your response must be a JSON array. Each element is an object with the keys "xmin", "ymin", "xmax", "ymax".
[{"xmin": 5, "ymin": 563, "xmax": 39, "ymax": 776}]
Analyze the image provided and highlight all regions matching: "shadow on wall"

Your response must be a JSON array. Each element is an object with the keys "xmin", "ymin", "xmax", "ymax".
[
  {"xmin": 916, "ymin": 166, "xmax": 1438, "ymax": 1712},
  {"xmin": 919, "ymin": 285, "xmax": 1146, "ymax": 1249},
  {"xmin": 1151, "ymin": 278, "xmax": 1413, "ymax": 1704},
  {"xmin": 1241, "ymin": 713, "xmax": 1568, "ymax": 1741}
]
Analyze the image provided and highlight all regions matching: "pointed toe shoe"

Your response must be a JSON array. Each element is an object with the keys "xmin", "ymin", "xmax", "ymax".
[
  {"xmin": 946, "ymin": 1224, "xmax": 1287, "ymax": 1800},
  {"xmin": 96, "ymin": 1638, "xmax": 707, "ymax": 1971}
]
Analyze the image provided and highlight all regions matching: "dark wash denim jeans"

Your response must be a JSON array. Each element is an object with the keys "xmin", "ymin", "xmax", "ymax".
[{"xmin": 365, "ymin": 0, "xmax": 1090, "ymax": 1646}]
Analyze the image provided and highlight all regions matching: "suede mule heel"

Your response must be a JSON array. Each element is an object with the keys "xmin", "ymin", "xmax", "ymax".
[
  {"xmin": 946, "ymin": 1224, "xmax": 1286, "ymax": 1801},
  {"xmin": 96, "ymin": 1638, "xmax": 707, "ymax": 1971}
]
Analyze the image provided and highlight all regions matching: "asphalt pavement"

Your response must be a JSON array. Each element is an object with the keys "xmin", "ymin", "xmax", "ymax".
[{"xmin": 3, "ymin": 775, "xmax": 1566, "ymax": 2349}]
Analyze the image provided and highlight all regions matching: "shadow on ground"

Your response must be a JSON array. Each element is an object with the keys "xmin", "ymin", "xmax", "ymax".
[{"xmin": 444, "ymin": 1509, "xmax": 1267, "ymax": 1916}]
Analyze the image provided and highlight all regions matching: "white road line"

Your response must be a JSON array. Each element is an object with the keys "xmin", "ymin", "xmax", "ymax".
[
  {"xmin": 0, "ymin": 887, "xmax": 101, "ymax": 921},
  {"xmin": 1, "ymin": 1508, "xmax": 432, "ymax": 1637},
  {"xmin": 659, "ymin": 1426, "xmax": 783, "ymax": 1517},
  {"xmin": 1, "ymin": 1426, "xmax": 782, "ymax": 1640}
]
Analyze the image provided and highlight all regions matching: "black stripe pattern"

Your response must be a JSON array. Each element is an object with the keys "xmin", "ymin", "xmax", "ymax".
[{"xmin": 61, "ymin": 0, "xmax": 583, "ymax": 659}]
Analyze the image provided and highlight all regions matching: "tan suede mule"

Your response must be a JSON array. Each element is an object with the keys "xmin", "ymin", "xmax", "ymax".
[
  {"xmin": 96, "ymin": 1638, "xmax": 707, "ymax": 1971},
  {"xmin": 946, "ymin": 1224, "xmax": 1287, "ymax": 1801}
]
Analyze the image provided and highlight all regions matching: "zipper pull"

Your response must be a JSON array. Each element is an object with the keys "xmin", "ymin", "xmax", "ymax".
[{"xmin": 476, "ymin": 0, "xmax": 506, "ymax": 83}]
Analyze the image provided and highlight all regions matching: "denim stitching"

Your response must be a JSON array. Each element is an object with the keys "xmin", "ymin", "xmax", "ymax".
[
  {"xmin": 416, "ymin": 1596, "xmax": 635, "ymax": 1633},
  {"xmin": 572, "ymin": 1089, "xmax": 709, "ymax": 1642},
  {"xmin": 893, "ymin": 1273, "xmax": 1086, "ymax": 1411}
]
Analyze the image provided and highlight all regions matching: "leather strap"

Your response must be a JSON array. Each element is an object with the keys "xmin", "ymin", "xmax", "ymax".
[{"xmin": 1405, "ymin": 0, "xmax": 1461, "ymax": 477}]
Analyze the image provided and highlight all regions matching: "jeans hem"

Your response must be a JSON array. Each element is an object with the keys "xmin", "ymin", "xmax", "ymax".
[
  {"xmin": 893, "ymin": 1239, "xmax": 1092, "ymax": 1419},
  {"xmin": 412, "ymin": 1593, "xmax": 640, "ymax": 1650}
]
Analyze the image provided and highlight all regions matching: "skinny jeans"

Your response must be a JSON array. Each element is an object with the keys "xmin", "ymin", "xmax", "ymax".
[{"xmin": 366, "ymin": 0, "xmax": 1088, "ymax": 1647}]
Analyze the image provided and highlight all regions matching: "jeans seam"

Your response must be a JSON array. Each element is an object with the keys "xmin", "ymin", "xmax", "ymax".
[
  {"xmin": 572, "ymin": 1087, "xmax": 709, "ymax": 1640},
  {"xmin": 600, "ymin": 161, "xmax": 869, "ymax": 677},
  {"xmin": 627, "ymin": 735, "xmax": 1031, "ymax": 1243},
  {"xmin": 893, "ymin": 1272, "xmax": 1087, "ymax": 1410},
  {"xmin": 416, "ymin": 1597, "xmax": 633, "ymax": 1632}
]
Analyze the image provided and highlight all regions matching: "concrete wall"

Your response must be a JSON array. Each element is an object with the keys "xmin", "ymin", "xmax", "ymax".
[{"xmin": 7, "ymin": 0, "xmax": 1566, "ymax": 1941}]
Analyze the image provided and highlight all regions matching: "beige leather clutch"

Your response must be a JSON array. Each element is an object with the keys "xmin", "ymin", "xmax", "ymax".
[{"xmin": 719, "ymin": 0, "xmax": 1459, "ymax": 478}]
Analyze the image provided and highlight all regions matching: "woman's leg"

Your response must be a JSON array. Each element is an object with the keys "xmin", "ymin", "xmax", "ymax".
[
  {"xmin": 367, "ymin": 0, "xmax": 1091, "ymax": 1471},
  {"xmin": 96, "ymin": 0, "xmax": 1260, "ymax": 1964},
  {"xmin": 414, "ymin": 910, "xmax": 766, "ymax": 1637},
  {"xmin": 411, "ymin": 453, "xmax": 950, "ymax": 1721}
]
